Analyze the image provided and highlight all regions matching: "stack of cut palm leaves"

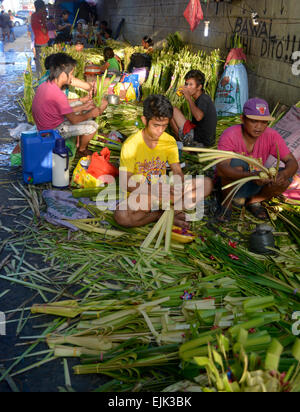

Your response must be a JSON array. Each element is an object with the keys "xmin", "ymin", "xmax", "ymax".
[
  {"xmin": 7, "ymin": 35, "xmax": 300, "ymax": 393},
  {"xmin": 1, "ymin": 193, "xmax": 299, "ymax": 392}
]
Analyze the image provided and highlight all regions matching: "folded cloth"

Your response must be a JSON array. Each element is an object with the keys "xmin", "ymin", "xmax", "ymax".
[
  {"xmin": 283, "ymin": 190, "xmax": 300, "ymax": 200},
  {"xmin": 225, "ymin": 48, "xmax": 247, "ymax": 67},
  {"xmin": 183, "ymin": 120, "xmax": 196, "ymax": 136},
  {"xmin": 283, "ymin": 174, "xmax": 300, "ymax": 200},
  {"xmin": 41, "ymin": 190, "xmax": 92, "ymax": 231}
]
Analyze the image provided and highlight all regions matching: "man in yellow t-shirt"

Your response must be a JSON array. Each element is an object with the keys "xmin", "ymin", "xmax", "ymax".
[
  {"xmin": 120, "ymin": 129, "xmax": 180, "ymax": 184},
  {"xmin": 114, "ymin": 95, "xmax": 213, "ymax": 228}
]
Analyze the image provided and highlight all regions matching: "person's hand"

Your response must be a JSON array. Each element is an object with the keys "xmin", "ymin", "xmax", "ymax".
[
  {"xmin": 89, "ymin": 106, "xmax": 102, "ymax": 118},
  {"xmin": 181, "ymin": 86, "xmax": 193, "ymax": 100},
  {"xmin": 267, "ymin": 170, "xmax": 290, "ymax": 194},
  {"xmin": 251, "ymin": 171, "xmax": 272, "ymax": 186},
  {"xmin": 80, "ymin": 95, "xmax": 91, "ymax": 104},
  {"xmin": 82, "ymin": 100, "xmax": 95, "ymax": 112},
  {"xmin": 99, "ymin": 99, "xmax": 108, "ymax": 113},
  {"xmin": 273, "ymin": 170, "xmax": 288, "ymax": 186},
  {"xmin": 88, "ymin": 82, "xmax": 97, "ymax": 98}
]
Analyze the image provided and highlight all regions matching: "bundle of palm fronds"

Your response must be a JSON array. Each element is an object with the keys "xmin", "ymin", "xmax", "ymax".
[{"xmin": 18, "ymin": 58, "xmax": 35, "ymax": 124}]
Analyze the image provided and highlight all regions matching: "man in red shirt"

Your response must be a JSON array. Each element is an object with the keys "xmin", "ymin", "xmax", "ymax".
[
  {"xmin": 31, "ymin": 0, "xmax": 49, "ymax": 76},
  {"xmin": 32, "ymin": 53, "xmax": 108, "ymax": 157},
  {"xmin": 217, "ymin": 98, "xmax": 298, "ymax": 220}
]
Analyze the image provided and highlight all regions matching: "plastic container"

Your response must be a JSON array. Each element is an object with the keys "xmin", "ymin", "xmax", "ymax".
[
  {"xmin": 52, "ymin": 138, "xmax": 71, "ymax": 189},
  {"xmin": 84, "ymin": 64, "xmax": 102, "ymax": 76},
  {"xmin": 249, "ymin": 224, "xmax": 275, "ymax": 255},
  {"xmin": 21, "ymin": 129, "xmax": 62, "ymax": 185}
]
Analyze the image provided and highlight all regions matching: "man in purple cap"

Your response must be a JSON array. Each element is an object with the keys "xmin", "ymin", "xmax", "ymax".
[{"xmin": 216, "ymin": 97, "xmax": 298, "ymax": 220}]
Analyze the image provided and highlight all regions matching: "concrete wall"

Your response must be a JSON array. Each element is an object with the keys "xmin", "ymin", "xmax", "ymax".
[{"xmin": 104, "ymin": 0, "xmax": 300, "ymax": 109}]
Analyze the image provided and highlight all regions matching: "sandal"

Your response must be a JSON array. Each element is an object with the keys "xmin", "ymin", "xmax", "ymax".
[
  {"xmin": 216, "ymin": 205, "xmax": 232, "ymax": 222},
  {"xmin": 232, "ymin": 197, "xmax": 246, "ymax": 208},
  {"xmin": 77, "ymin": 148, "xmax": 94, "ymax": 157},
  {"xmin": 246, "ymin": 202, "xmax": 268, "ymax": 220}
]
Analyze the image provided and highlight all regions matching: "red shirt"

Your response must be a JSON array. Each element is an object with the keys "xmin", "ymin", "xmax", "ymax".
[
  {"xmin": 218, "ymin": 125, "xmax": 291, "ymax": 166},
  {"xmin": 32, "ymin": 82, "xmax": 73, "ymax": 131},
  {"xmin": 31, "ymin": 10, "xmax": 49, "ymax": 45}
]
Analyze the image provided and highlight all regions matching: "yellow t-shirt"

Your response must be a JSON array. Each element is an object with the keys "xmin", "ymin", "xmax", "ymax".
[{"xmin": 120, "ymin": 130, "xmax": 179, "ymax": 184}]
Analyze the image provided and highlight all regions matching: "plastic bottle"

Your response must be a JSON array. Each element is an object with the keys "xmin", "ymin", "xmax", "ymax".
[{"xmin": 52, "ymin": 138, "xmax": 71, "ymax": 189}]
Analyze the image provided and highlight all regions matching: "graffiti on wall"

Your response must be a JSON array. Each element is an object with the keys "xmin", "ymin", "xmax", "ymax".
[{"xmin": 232, "ymin": 17, "xmax": 300, "ymax": 62}]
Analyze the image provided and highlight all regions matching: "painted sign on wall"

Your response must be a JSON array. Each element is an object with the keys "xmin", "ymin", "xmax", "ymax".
[{"xmin": 233, "ymin": 17, "xmax": 300, "ymax": 63}]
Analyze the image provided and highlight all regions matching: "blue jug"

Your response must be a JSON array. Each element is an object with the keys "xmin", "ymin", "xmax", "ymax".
[{"xmin": 21, "ymin": 129, "xmax": 62, "ymax": 185}]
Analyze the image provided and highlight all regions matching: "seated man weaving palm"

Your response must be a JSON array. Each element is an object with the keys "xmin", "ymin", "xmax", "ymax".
[
  {"xmin": 114, "ymin": 94, "xmax": 213, "ymax": 229},
  {"xmin": 216, "ymin": 98, "xmax": 298, "ymax": 221},
  {"xmin": 32, "ymin": 53, "xmax": 108, "ymax": 157}
]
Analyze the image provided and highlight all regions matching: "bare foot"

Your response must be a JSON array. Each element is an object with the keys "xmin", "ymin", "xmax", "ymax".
[{"xmin": 174, "ymin": 212, "xmax": 190, "ymax": 229}]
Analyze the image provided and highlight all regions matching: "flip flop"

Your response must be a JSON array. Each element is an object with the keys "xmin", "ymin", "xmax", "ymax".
[
  {"xmin": 216, "ymin": 205, "xmax": 232, "ymax": 222},
  {"xmin": 77, "ymin": 148, "xmax": 93, "ymax": 157},
  {"xmin": 246, "ymin": 202, "xmax": 268, "ymax": 220}
]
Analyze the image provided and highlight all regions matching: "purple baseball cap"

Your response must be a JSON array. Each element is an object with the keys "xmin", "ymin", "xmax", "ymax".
[{"xmin": 243, "ymin": 98, "xmax": 275, "ymax": 122}]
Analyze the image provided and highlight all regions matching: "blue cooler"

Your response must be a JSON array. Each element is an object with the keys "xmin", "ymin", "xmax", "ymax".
[{"xmin": 21, "ymin": 129, "xmax": 62, "ymax": 185}]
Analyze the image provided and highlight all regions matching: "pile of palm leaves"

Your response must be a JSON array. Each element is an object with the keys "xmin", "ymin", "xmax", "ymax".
[
  {"xmin": 7, "ymin": 35, "xmax": 300, "ymax": 393},
  {"xmin": 142, "ymin": 47, "xmax": 222, "ymax": 106},
  {"xmin": 0, "ymin": 182, "xmax": 299, "ymax": 392}
]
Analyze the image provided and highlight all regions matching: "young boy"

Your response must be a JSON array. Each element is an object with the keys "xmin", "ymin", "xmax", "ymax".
[
  {"xmin": 170, "ymin": 70, "xmax": 217, "ymax": 148},
  {"xmin": 32, "ymin": 53, "xmax": 108, "ymax": 157},
  {"xmin": 114, "ymin": 94, "xmax": 213, "ymax": 228},
  {"xmin": 99, "ymin": 47, "xmax": 121, "ymax": 73},
  {"xmin": 56, "ymin": 10, "xmax": 72, "ymax": 43},
  {"xmin": 47, "ymin": 16, "xmax": 57, "ymax": 46}
]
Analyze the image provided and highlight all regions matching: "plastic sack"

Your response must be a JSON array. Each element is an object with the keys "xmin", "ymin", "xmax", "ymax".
[
  {"xmin": 65, "ymin": 136, "xmax": 77, "ymax": 162},
  {"xmin": 114, "ymin": 81, "xmax": 137, "ymax": 101},
  {"xmin": 9, "ymin": 123, "xmax": 37, "ymax": 139},
  {"xmin": 122, "ymin": 74, "xmax": 140, "ymax": 99},
  {"xmin": 225, "ymin": 48, "xmax": 247, "ymax": 67},
  {"xmin": 87, "ymin": 148, "xmax": 119, "ymax": 183},
  {"xmin": 125, "ymin": 83, "xmax": 137, "ymax": 102},
  {"xmin": 10, "ymin": 143, "xmax": 22, "ymax": 166},
  {"xmin": 11, "ymin": 153, "xmax": 22, "ymax": 166},
  {"xmin": 114, "ymin": 82, "xmax": 127, "ymax": 101},
  {"xmin": 184, "ymin": 0, "xmax": 203, "ymax": 32},
  {"xmin": 71, "ymin": 156, "xmax": 100, "ymax": 189},
  {"xmin": 215, "ymin": 63, "xmax": 249, "ymax": 117},
  {"xmin": 265, "ymin": 106, "xmax": 300, "ymax": 170}
]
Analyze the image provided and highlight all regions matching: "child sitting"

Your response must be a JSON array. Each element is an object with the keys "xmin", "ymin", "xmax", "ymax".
[
  {"xmin": 99, "ymin": 47, "xmax": 121, "ymax": 74},
  {"xmin": 47, "ymin": 16, "xmax": 56, "ymax": 46},
  {"xmin": 72, "ymin": 22, "xmax": 88, "ymax": 47},
  {"xmin": 142, "ymin": 36, "xmax": 154, "ymax": 53}
]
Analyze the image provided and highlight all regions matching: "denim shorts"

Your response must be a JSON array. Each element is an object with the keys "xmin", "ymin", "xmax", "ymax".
[
  {"xmin": 178, "ymin": 126, "xmax": 194, "ymax": 146},
  {"xmin": 229, "ymin": 159, "xmax": 292, "ymax": 199},
  {"xmin": 57, "ymin": 120, "xmax": 98, "ymax": 139},
  {"xmin": 230, "ymin": 159, "xmax": 262, "ymax": 199}
]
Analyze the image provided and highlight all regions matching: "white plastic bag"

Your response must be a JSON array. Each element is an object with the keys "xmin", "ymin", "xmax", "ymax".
[{"xmin": 9, "ymin": 123, "xmax": 37, "ymax": 140}]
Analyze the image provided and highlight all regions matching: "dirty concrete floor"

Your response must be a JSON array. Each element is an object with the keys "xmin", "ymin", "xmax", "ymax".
[
  {"xmin": 0, "ymin": 30, "xmax": 106, "ymax": 392},
  {"xmin": 0, "ymin": 25, "xmax": 32, "ymax": 166}
]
